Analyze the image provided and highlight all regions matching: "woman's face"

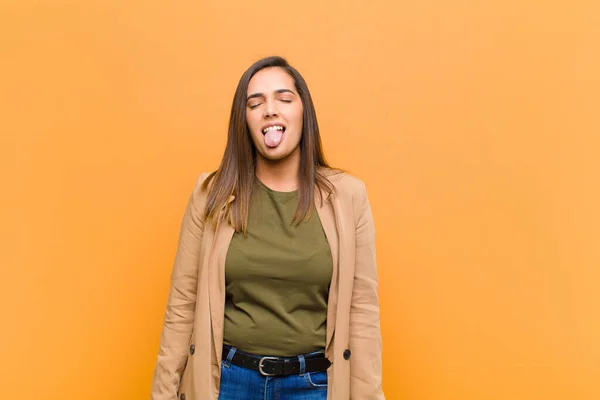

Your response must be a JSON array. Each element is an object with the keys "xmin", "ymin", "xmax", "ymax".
[{"xmin": 246, "ymin": 67, "xmax": 304, "ymax": 163}]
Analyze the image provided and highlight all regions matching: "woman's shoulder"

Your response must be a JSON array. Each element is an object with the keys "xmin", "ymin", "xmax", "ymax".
[
  {"xmin": 190, "ymin": 172, "xmax": 213, "ymax": 194},
  {"xmin": 319, "ymin": 167, "xmax": 368, "ymax": 198},
  {"xmin": 188, "ymin": 171, "xmax": 215, "ymax": 208},
  {"xmin": 196, "ymin": 171, "xmax": 214, "ymax": 186}
]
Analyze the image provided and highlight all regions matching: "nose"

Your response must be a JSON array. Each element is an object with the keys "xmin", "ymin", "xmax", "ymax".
[{"xmin": 264, "ymin": 99, "xmax": 279, "ymax": 118}]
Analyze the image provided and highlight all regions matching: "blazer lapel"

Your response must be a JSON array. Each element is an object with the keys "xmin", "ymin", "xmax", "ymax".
[
  {"xmin": 208, "ymin": 197, "xmax": 236, "ymax": 365},
  {"xmin": 316, "ymin": 191, "xmax": 340, "ymax": 354}
]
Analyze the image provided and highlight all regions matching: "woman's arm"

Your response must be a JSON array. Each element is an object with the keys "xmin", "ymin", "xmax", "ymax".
[
  {"xmin": 151, "ymin": 174, "xmax": 208, "ymax": 400},
  {"xmin": 350, "ymin": 181, "xmax": 385, "ymax": 399}
]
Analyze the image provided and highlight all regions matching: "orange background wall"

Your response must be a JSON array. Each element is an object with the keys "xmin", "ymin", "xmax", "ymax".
[{"xmin": 1, "ymin": 1, "xmax": 599, "ymax": 399}]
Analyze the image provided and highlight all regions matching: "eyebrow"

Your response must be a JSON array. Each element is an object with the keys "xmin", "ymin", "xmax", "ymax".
[{"xmin": 247, "ymin": 89, "xmax": 296, "ymax": 101}]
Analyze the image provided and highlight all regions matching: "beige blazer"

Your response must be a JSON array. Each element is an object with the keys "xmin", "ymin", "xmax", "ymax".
[{"xmin": 151, "ymin": 170, "xmax": 384, "ymax": 400}]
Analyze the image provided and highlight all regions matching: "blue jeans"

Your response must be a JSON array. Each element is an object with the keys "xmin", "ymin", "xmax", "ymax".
[{"xmin": 218, "ymin": 346, "xmax": 328, "ymax": 400}]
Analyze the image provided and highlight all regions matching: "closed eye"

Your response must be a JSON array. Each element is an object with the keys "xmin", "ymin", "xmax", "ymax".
[{"xmin": 248, "ymin": 103, "xmax": 262, "ymax": 109}]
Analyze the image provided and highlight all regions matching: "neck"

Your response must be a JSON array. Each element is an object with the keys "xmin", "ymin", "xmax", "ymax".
[{"xmin": 255, "ymin": 147, "xmax": 301, "ymax": 192}]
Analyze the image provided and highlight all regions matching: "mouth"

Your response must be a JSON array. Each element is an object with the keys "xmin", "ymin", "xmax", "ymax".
[
  {"xmin": 262, "ymin": 124, "xmax": 286, "ymax": 135},
  {"xmin": 262, "ymin": 124, "xmax": 286, "ymax": 148}
]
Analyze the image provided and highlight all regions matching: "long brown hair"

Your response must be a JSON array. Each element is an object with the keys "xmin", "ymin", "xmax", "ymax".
[{"xmin": 201, "ymin": 56, "xmax": 335, "ymax": 234}]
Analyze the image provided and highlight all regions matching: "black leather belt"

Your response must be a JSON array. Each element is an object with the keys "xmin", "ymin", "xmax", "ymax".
[{"xmin": 222, "ymin": 346, "xmax": 331, "ymax": 377}]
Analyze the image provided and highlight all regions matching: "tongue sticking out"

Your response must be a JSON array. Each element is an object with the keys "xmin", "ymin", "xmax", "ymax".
[{"xmin": 264, "ymin": 129, "xmax": 283, "ymax": 148}]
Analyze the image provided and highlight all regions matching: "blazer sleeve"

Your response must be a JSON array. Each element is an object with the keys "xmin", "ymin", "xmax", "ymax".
[
  {"xmin": 151, "ymin": 174, "xmax": 208, "ymax": 400},
  {"xmin": 350, "ymin": 181, "xmax": 385, "ymax": 399}
]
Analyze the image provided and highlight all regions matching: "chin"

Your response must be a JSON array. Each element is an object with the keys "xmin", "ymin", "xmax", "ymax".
[
  {"xmin": 260, "ymin": 150, "xmax": 291, "ymax": 162},
  {"xmin": 258, "ymin": 145, "xmax": 299, "ymax": 162}
]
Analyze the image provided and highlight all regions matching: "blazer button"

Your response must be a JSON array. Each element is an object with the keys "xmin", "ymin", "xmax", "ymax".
[
  {"xmin": 180, "ymin": 394, "xmax": 185, "ymax": 400},
  {"xmin": 343, "ymin": 349, "xmax": 351, "ymax": 360},
  {"xmin": 189, "ymin": 344, "xmax": 195, "ymax": 355}
]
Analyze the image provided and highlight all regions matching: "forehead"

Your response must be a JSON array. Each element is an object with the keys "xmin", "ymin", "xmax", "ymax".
[{"xmin": 247, "ymin": 67, "xmax": 295, "ymax": 94}]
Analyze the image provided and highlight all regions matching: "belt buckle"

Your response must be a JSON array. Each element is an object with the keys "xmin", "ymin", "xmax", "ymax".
[{"xmin": 258, "ymin": 356, "xmax": 279, "ymax": 376}]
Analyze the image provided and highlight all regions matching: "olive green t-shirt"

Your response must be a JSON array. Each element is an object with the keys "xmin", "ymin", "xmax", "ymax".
[{"xmin": 223, "ymin": 179, "xmax": 333, "ymax": 357}]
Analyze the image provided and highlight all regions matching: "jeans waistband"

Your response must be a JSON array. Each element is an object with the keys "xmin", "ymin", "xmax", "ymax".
[{"xmin": 222, "ymin": 344, "xmax": 327, "ymax": 375}]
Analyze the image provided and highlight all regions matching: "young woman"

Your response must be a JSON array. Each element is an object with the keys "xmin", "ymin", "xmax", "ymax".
[{"xmin": 151, "ymin": 56, "xmax": 384, "ymax": 400}]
